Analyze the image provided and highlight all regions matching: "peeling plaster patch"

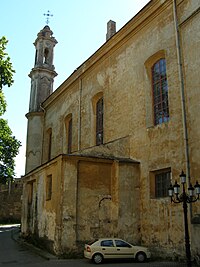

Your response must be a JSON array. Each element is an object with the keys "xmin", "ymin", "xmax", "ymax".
[
  {"xmin": 116, "ymin": 53, "xmax": 126, "ymax": 76},
  {"xmin": 45, "ymin": 211, "xmax": 56, "ymax": 240},
  {"xmin": 38, "ymin": 210, "xmax": 56, "ymax": 240},
  {"xmin": 97, "ymin": 72, "xmax": 106, "ymax": 87}
]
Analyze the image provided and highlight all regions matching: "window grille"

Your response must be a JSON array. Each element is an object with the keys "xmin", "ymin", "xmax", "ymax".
[
  {"xmin": 155, "ymin": 171, "xmax": 171, "ymax": 198},
  {"xmin": 152, "ymin": 59, "xmax": 169, "ymax": 125}
]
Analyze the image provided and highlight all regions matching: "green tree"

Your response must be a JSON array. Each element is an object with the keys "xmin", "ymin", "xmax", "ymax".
[
  {"xmin": 0, "ymin": 36, "xmax": 15, "ymax": 114},
  {"xmin": 0, "ymin": 119, "xmax": 21, "ymax": 183},
  {"xmin": 0, "ymin": 36, "xmax": 21, "ymax": 183}
]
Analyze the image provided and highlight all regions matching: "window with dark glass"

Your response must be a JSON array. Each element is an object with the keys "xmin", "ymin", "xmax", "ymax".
[
  {"xmin": 152, "ymin": 59, "xmax": 169, "ymax": 125},
  {"xmin": 68, "ymin": 118, "xmax": 72, "ymax": 154},
  {"xmin": 115, "ymin": 240, "xmax": 131, "ymax": 248},
  {"xmin": 155, "ymin": 171, "xmax": 171, "ymax": 198},
  {"xmin": 96, "ymin": 97, "xmax": 103, "ymax": 145},
  {"xmin": 101, "ymin": 240, "xmax": 114, "ymax": 247}
]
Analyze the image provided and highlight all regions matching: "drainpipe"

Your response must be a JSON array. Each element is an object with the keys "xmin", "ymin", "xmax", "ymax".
[{"xmin": 173, "ymin": 0, "xmax": 192, "ymax": 218}]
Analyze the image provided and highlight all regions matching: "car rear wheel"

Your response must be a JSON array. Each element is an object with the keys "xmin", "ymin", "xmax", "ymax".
[
  {"xmin": 135, "ymin": 252, "xmax": 146, "ymax": 263},
  {"xmin": 92, "ymin": 253, "xmax": 103, "ymax": 264}
]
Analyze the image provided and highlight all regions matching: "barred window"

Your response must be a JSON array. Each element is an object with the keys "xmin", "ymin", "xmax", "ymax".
[
  {"xmin": 152, "ymin": 59, "xmax": 169, "ymax": 125},
  {"xmin": 96, "ymin": 97, "xmax": 103, "ymax": 145},
  {"xmin": 155, "ymin": 171, "xmax": 171, "ymax": 198}
]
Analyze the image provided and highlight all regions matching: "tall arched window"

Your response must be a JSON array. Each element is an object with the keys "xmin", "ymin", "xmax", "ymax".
[
  {"xmin": 44, "ymin": 48, "xmax": 49, "ymax": 64},
  {"xmin": 47, "ymin": 128, "xmax": 52, "ymax": 160},
  {"xmin": 65, "ymin": 114, "xmax": 72, "ymax": 154},
  {"xmin": 152, "ymin": 58, "xmax": 169, "ymax": 125},
  {"xmin": 96, "ymin": 97, "xmax": 103, "ymax": 145},
  {"xmin": 68, "ymin": 118, "xmax": 72, "ymax": 154}
]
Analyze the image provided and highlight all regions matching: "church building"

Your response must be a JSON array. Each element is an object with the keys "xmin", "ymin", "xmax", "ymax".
[{"xmin": 21, "ymin": 0, "xmax": 200, "ymax": 261}]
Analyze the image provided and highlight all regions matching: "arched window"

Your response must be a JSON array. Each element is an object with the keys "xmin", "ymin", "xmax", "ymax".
[
  {"xmin": 152, "ymin": 58, "xmax": 169, "ymax": 125},
  {"xmin": 65, "ymin": 114, "xmax": 72, "ymax": 154},
  {"xmin": 68, "ymin": 118, "xmax": 72, "ymax": 154},
  {"xmin": 44, "ymin": 48, "xmax": 49, "ymax": 64},
  {"xmin": 96, "ymin": 97, "xmax": 103, "ymax": 145},
  {"xmin": 47, "ymin": 128, "xmax": 52, "ymax": 160}
]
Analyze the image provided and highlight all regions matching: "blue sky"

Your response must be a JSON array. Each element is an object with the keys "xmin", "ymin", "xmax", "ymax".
[{"xmin": 1, "ymin": 0, "xmax": 149, "ymax": 177}]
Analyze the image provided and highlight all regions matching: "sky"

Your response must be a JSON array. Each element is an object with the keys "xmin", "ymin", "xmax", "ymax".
[{"xmin": 1, "ymin": 0, "xmax": 150, "ymax": 178}]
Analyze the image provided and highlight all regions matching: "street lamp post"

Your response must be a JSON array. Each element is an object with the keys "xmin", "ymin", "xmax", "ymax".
[{"xmin": 168, "ymin": 171, "xmax": 200, "ymax": 267}]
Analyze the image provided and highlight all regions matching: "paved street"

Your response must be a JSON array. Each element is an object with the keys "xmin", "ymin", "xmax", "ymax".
[{"xmin": 0, "ymin": 224, "xmax": 194, "ymax": 267}]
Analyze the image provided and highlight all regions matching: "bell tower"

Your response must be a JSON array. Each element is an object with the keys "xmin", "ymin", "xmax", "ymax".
[
  {"xmin": 25, "ymin": 26, "xmax": 57, "ymax": 173},
  {"xmin": 29, "ymin": 25, "xmax": 57, "ymax": 112}
]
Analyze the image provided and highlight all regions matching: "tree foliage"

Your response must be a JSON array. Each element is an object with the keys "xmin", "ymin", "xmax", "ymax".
[
  {"xmin": 0, "ymin": 119, "xmax": 21, "ymax": 183},
  {"xmin": 0, "ymin": 36, "xmax": 15, "ymax": 115},
  {"xmin": 0, "ymin": 36, "xmax": 21, "ymax": 183}
]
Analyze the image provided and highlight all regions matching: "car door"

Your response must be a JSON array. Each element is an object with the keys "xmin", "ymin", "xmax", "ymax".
[
  {"xmin": 100, "ymin": 239, "xmax": 116, "ymax": 259},
  {"xmin": 114, "ymin": 239, "xmax": 135, "ymax": 259}
]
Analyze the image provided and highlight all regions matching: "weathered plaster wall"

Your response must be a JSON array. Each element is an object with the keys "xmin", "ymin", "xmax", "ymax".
[
  {"xmin": 21, "ymin": 158, "xmax": 63, "ymax": 253},
  {"xmin": 22, "ymin": 0, "xmax": 200, "ymax": 260},
  {"xmin": 117, "ymin": 163, "xmax": 140, "ymax": 243},
  {"xmin": 179, "ymin": 0, "xmax": 200, "ymax": 258}
]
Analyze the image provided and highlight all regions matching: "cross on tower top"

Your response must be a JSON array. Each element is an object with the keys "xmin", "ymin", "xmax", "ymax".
[{"xmin": 43, "ymin": 10, "xmax": 53, "ymax": 25}]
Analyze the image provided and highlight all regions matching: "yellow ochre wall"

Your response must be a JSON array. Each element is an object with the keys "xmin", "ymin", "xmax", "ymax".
[{"xmin": 22, "ymin": 0, "xmax": 200, "ymax": 261}]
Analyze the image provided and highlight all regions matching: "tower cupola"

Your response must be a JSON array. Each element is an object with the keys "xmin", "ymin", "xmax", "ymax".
[{"xmin": 34, "ymin": 25, "xmax": 57, "ymax": 70}]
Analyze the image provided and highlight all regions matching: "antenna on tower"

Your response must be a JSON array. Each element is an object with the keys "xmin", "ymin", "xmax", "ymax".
[{"xmin": 43, "ymin": 10, "xmax": 53, "ymax": 25}]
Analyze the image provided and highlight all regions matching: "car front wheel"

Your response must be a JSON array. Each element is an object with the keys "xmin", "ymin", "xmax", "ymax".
[
  {"xmin": 135, "ymin": 252, "xmax": 147, "ymax": 263},
  {"xmin": 92, "ymin": 253, "xmax": 103, "ymax": 264}
]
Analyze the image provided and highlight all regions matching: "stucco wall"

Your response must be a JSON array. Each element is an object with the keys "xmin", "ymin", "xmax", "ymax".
[{"xmin": 22, "ymin": 0, "xmax": 200, "ymax": 260}]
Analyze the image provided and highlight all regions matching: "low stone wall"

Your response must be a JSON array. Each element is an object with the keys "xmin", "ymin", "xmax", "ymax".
[{"xmin": 0, "ymin": 180, "xmax": 22, "ymax": 223}]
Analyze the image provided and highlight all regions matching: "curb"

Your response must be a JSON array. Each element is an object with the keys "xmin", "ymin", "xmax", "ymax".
[{"xmin": 11, "ymin": 226, "xmax": 57, "ymax": 260}]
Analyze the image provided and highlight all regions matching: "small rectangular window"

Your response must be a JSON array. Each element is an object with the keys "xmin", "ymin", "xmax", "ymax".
[
  {"xmin": 150, "ymin": 169, "xmax": 171, "ymax": 198},
  {"xmin": 155, "ymin": 171, "xmax": 171, "ymax": 198},
  {"xmin": 46, "ymin": 175, "xmax": 52, "ymax": 201}
]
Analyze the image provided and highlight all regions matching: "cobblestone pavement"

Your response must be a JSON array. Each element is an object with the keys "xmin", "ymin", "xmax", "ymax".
[{"xmin": 0, "ymin": 224, "xmax": 198, "ymax": 267}]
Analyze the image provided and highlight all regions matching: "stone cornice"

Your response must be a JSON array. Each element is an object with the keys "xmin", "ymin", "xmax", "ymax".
[
  {"xmin": 29, "ymin": 67, "xmax": 57, "ymax": 78},
  {"xmin": 25, "ymin": 111, "xmax": 44, "ymax": 119}
]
